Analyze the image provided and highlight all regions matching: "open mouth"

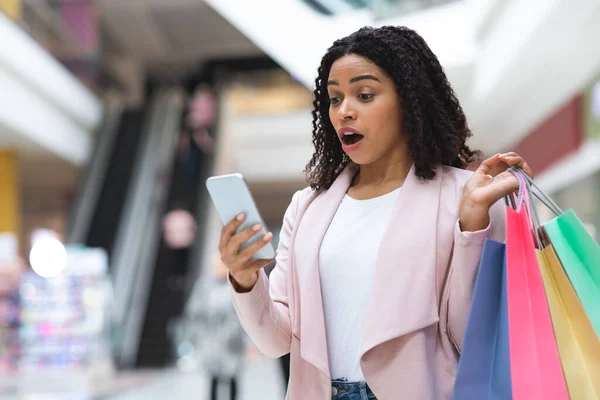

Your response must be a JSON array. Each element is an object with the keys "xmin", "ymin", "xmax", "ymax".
[{"xmin": 341, "ymin": 133, "xmax": 364, "ymax": 145}]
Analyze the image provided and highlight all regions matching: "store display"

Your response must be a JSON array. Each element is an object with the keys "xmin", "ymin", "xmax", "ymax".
[{"xmin": 17, "ymin": 246, "xmax": 112, "ymax": 371}]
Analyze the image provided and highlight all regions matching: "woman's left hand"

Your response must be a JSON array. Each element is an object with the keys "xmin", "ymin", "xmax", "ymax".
[{"xmin": 459, "ymin": 152, "xmax": 533, "ymax": 232}]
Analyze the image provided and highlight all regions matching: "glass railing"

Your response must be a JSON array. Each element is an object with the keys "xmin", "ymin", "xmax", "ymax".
[
  {"xmin": 302, "ymin": 0, "xmax": 458, "ymax": 19},
  {"xmin": 371, "ymin": 0, "xmax": 458, "ymax": 19},
  {"xmin": 8, "ymin": 0, "xmax": 102, "ymax": 91},
  {"xmin": 302, "ymin": 0, "xmax": 368, "ymax": 15}
]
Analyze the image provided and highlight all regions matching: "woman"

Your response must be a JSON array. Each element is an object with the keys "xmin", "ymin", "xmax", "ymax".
[{"xmin": 218, "ymin": 26, "xmax": 532, "ymax": 399}]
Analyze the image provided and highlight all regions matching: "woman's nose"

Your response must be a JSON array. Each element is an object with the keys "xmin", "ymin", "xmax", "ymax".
[{"xmin": 338, "ymin": 100, "xmax": 356, "ymax": 120}]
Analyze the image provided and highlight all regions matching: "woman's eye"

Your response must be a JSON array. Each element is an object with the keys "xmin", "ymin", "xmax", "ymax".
[
  {"xmin": 329, "ymin": 97, "xmax": 340, "ymax": 106},
  {"xmin": 358, "ymin": 93, "xmax": 374, "ymax": 101}
]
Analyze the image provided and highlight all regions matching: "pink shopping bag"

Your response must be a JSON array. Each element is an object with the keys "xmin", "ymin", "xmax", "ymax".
[{"xmin": 505, "ymin": 171, "xmax": 569, "ymax": 400}]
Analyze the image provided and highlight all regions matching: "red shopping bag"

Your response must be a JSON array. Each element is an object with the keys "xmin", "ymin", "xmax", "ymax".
[{"xmin": 505, "ymin": 172, "xmax": 569, "ymax": 400}]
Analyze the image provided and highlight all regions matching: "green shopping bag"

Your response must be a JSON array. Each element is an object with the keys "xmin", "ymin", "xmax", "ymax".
[{"xmin": 543, "ymin": 209, "xmax": 600, "ymax": 337}]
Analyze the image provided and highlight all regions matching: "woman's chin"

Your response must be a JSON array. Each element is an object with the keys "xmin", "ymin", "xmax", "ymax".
[{"xmin": 346, "ymin": 152, "xmax": 373, "ymax": 165}]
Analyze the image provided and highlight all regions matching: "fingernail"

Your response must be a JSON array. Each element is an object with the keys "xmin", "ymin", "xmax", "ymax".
[
  {"xmin": 236, "ymin": 213, "xmax": 245, "ymax": 221},
  {"xmin": 263, "ymin": 232, "xmax": 273, "ymax": 241},
  {"xmin": 252, "ymin": 224, "xmax": 262, "ymax": 232}
]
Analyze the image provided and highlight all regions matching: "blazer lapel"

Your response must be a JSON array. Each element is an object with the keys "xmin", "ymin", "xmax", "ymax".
[
  {"xmin": 292, "ymin": 163, "xmax": 444, "ymax": 376},
  {"xmin": 293, "ymin": 163, "xmax": 359, "ymax": 379},
  {"xmin": 361, "ymin": 165, "xmax": 442, "ymax": 357}
]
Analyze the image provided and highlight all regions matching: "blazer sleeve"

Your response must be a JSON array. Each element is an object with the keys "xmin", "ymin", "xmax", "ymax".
[
  {"xmin": 227, "ymin": 190, "xmax": 302, "ymax": 358},
  {"xmin": 445, "ymin": 199, "xmax": 506, "ymax": 352}
]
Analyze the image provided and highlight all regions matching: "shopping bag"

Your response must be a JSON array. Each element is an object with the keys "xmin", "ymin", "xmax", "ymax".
[
  {"xmin": 511, "ymin": 167, "xmax": 600, "ymax": 399},
  {"xmin": 453, "ymin": 239, "xmax": 512, "ymax": 400},
  {"xmin": 505, "ymin": 171, "xmax": 569, "ymax": 400},
  {"xmin": 543, "ymin": 210, "xmax": 600, "ymax": 337},
  {"xmin": 537, "ymin": 245, "xmax": 600, "ymax": 399}
]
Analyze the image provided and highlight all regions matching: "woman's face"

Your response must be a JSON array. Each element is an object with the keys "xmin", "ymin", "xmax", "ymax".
[
  {"xmin": 327, "ymin": 54, "xmax": 406, "ymax": 165},
  {"xmin": 187, "ymin": 88, "xmax": 217, "ymax": 128}
]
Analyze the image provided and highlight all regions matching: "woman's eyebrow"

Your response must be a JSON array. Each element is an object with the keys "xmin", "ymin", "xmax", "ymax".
[{"xmin": 327, "ymin": 74, "xmax": 381, "ymax": 86}]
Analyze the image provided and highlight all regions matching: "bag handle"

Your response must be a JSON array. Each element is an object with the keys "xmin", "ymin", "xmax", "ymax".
[
  {"xmin": 504, "ymin": 166, "xmax": 527, "ymax": 210},
  {"xmin": 509, "ymin": 168, "xmax": 552, "ymax": 248},
  {"xmin": 506, "ymin": 168, "xmax": 547, "ymax": 249},
  {"xmin": 510, "ymin": 167, "xmax": 563, "ymax": 216}
]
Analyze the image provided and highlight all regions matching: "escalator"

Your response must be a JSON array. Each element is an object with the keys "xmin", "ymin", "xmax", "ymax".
[
  {"xmin": 134, "ymin": 61, "xmax": 283, "ymax": 368},
  {"xmin": 66, "ymin": 88, "xmax": 187, "ymax": 369},
  {"xmin": 84, "ymin": 109, "xmax": 147, "ymax": 258},
  {"xmin": 134, "ymin": 140, "xmax": 214, "ymax": 367},
  {"xmin": 109, "ymin": 88, "xmax": 186, "ymax": 368}
]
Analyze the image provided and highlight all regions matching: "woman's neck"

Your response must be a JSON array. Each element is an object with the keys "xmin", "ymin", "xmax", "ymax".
[{"xmin": 348, "ymin": 157, "xmax": 413, "ymax": 200}]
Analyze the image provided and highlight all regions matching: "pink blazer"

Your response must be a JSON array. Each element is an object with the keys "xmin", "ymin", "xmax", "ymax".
[{"xmin": 229, "ymin": 163, "xmax": 505, "ymax": 399}]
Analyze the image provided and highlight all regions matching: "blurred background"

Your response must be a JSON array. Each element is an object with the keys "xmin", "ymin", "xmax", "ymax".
[{"xmin": 0, "ymin": 0, "xmax": 598, "ymax": 399}]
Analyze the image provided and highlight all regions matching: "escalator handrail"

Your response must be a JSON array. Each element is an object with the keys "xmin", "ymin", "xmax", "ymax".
[
  {"xmin": 66, "ymin": 96, "xmax": 124, "ymax": 244},
  {"xmin": 110, "ymin": 87, "xmax": 185, "ymax": 367},
  {"xmin": 109, "ymin": 89, "xmax": 168, "ymax": 330},
  {"xmin": 118, "ymin": 88, "xmax": 185, "ymax": 367}
]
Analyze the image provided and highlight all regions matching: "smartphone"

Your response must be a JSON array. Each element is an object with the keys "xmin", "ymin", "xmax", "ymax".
[{"xmin": 206, "ymin": 173, "xmax": 276, "ymax": 260}]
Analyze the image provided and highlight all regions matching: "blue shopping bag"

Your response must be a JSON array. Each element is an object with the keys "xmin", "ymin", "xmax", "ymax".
[{"xmin": 453, "ymin": 239, "xmax": 512, "ymax": 399}]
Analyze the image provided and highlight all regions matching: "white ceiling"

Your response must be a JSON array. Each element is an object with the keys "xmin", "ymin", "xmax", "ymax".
[
  {"xmin": 98, "ymin": 0, "xmax": 264, "ymax": 76},
  {"xmin": 0, "ymin": 124, "xmax": 45, "ymax": 154}
]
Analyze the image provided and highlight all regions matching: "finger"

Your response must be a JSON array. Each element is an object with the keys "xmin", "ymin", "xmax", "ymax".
[
  {"xmin": 500, "ymin": 155, "xmax": 534, "ymax": 178},
  {"xmin": 227, "ymin": 224, "xmax": 265, "ymax": 256},
  {"xmin": 475, "ymin": 153, "xmax": 502, "ymax": 176},
  {"xmin": 237, "ymin": 232, "xmax": 274, "ymax": 262},
  {"xmin": 500, "ymin": 155, "xmax": 524, "ymax": 167},
  {"xmin": 219, "ymin": 213, "xmax": 245, "ymax": 251}
]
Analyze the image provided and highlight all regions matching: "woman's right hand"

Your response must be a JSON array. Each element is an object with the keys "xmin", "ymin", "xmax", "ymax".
[{"xmin": 219, "ymin": 213, "xmax": 275, "ymax": 292}]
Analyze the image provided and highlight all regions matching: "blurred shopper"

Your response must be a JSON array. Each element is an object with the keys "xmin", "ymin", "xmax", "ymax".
[
  {"xmin": 217, "ymin": 26, "xmax": 533, "ymax": 399},
  {"xmin": 162, "ymin": 208, "xmax": 197, "ymax": 250},
  {"xmin": 178, "ymin": 255, "xmax": 247, "ymax": 400},
  {"xmin": 178, "ymin": 85, "xmax": 216, "ymax": 180}
]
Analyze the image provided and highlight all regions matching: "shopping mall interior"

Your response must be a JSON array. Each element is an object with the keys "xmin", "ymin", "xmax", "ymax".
[{"xmin": 0, "ymin": 0, "xmax": 599, "ymax": 399}]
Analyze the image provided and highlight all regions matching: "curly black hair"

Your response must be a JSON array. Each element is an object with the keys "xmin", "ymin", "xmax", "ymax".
[{"xmin": 305, "ymin": 26, "xmax": 480, "ymax": 190}]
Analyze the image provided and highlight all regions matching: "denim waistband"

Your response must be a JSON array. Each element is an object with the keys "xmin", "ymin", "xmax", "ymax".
[{"xmin": 331, "ymin": 378, "xmax": 376, "ymax": 400}]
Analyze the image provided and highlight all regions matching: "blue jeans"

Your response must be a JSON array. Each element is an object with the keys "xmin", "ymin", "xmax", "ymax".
[{"xmin": 331, "ymin": 378, "xmax": 377, "ymax": 400}]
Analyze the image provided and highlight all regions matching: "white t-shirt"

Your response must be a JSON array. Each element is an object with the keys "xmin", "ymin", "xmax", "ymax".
[{"xmin": 319, "ymin": 187, "xmax": 401, "ymax": 382}]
